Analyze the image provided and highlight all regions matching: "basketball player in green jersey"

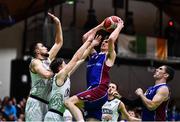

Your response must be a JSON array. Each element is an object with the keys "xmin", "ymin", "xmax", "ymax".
[
  {"xmin": 44, "ymin": 35, "xmax": 102, "ymax": 121},
  {"xmin": 25, "ymin": 13, "xmax": 63, "ymax": 121}
]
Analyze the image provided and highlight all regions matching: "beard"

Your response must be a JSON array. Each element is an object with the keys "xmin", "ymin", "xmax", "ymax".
[{"xmin": 42, "ymin": 53, "xmax": 49, "ymax": 57}]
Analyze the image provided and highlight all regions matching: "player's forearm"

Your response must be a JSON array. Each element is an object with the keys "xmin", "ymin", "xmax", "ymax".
[
  {"xmin": 55, "ymin": 22, "xmax": 63, "ymax": 45},
  {"xmin": 83, "ymin": 23, "xmax": 103, "ymax": 42},
  {"xmin": 93, "ymin": 23, "xmax": 104, "ymax": 31},
  {"xmin": 129, "ymin": 116, "xmax": 141, "ymax": 121},
  {"xmin": 64, "ymin": 41, "xmax": 91, "ymax": 77},
  {"xmin": 41, "ymin": 70, "xmax": 54, "ymax": 79},
  {"xmin": 139, "ymin": 94, "xmax": 156, "ymax": 110},
  {"xmin": 74, "ymin": 41, "xmax": 91, "ymax": 61},
  {"xmin": 81, "ymin": 44, "xmax": 94, "ymax": 60},
  {"xmin": 108, "ymin": 24, "xmax": 123, "ymax": 43}
]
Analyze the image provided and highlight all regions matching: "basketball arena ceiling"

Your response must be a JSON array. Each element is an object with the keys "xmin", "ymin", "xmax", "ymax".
[{"xmin": 0, "ymin": 0, "xmax": 180, "ymax": 30}]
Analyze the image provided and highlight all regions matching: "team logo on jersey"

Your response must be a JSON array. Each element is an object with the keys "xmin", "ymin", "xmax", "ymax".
[
  {"xmin": 85, "ymin": 95, "xmax": 91, "ymax": 98},
  {"xmin": 80, "ymin": 97, "xmax": 84, "ymax": 100},
  {"xmin": 102, "ymin": 108, "xmax": 113, "ymax": 114},
  {"xmin": 50, "ymin": 94, "xmax": 63, "ymax": 107},
  {"xmin": 115, "ymin": 100, "xmax": 118, "ymax": 103},
  {"xmin": 92, "ymin": 54, "xmax": 98, "ymax": 59},
  {"xmin": 106, "ymin": 103, "xmax": 111, "ymax": 107},
  {"xmin": 64, "ymin": 88, "xmax": 70, "ymax": 97},
  {"xmin": 96, "ymin": 63, "xmax": 102, "ymax": 66}
]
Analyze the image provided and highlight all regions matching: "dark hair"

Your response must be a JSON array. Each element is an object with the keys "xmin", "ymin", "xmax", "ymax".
[
  {"xmin": 110, "ymin": 82, "xmax": 119, "ymax": 91},
  {"xmin": 96, "ymin": 29, "xmax": 110, "ymax": 40},
  {"xmin": 29, "ymin": 42, "xmax": 38, "ymax": 57},
  {"xmin": 96, "ymin": 29, "xmax": 118, "ymax": 53},
  {"xmin": 50, "ymin": 58, "xmax": 64, "ymax": 73},
  {"xmin": 164, "ymin": 65, "xmax": 175, "ymax": 82}
]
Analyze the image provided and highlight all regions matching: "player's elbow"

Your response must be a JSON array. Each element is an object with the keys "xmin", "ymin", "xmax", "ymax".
[
  {"xmin": 82, "ymin": 34, "xmax": 88, "ymax": 43},
  {"xmin": 108, "ymin": 37, "xmax": 114, "ymax": 43},
  {"xmin": 64, "ymin": 99, "xmax": 71, "ymax": 109},
  {"xmin": 43, "ymin": 72, "xmax": 53, "ymax": 79},
  {"xmin": 147, "ymin": 104, "xmax": 157, "ymax": 111},
  {"xmin": 55, "ymin": 40, "xmax": 63, "ymax": 47},
  {"xmin": 109, "ymin": 34, "xmax": 118, "ymax": 42}
]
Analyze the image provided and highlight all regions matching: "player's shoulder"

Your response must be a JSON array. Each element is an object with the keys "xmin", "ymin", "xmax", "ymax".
[
  {"xmin": 159, "ymin": 84, "xmax": 169, "ymax": 89},
  {"xmin": 30, "ymin": 58, "xmax": 43, "ymax": 68},
  {"xmin": 32, "ymin": 58, "xmax": 42, "ymax": 63},
  {"xmin": 157, "ymin": 85, "xmax": 169, "ymax": 93}
]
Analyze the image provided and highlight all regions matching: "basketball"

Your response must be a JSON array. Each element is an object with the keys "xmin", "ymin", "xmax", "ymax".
[{"xmin": 103, "ymin": 16, "xmax": 120, "ymax": 33}]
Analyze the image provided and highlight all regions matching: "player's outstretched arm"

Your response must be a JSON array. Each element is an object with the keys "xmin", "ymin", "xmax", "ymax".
[
  {"xmin": 48, "ymin": 12, "xmax": 63, "ymax": 61},
  {"xmin": 82, "ymin": 21, "xmax": 104, "ymax": 43},
  {"xmin": 68, "ymin": 35, "xmax": 102, "ymax": 76},
  {"xmin": 106, "ymin": 19, "xmax": 124, "ymax": 67},
  {"xmin": 56, "ymin": 40, "xmax": 91, "ymax": 84},
  {"xmin": 119, "ymin": 102, "xmax": 141, "ymax": 121}
]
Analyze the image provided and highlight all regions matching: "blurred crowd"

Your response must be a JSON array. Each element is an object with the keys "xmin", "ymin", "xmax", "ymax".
[
  {"xmin": 0, "ymin": 96, "xmax": 26, "ymax": 121},
  {"xmin": 1, "ymin": 96, "xmax": 180, "ymax": 121}
]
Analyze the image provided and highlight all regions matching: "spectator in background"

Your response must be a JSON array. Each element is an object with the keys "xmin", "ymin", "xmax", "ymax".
[
  {"xmin": 0, "ymin": 98, "xmax": 1, "ymax": 107},
  {"xmin": 3, "ymin": 97, "xmax": 17, "ymax": 121},
  {"xmin": 0, "ymin": 112, "xmax": 6, "ymax": 122},
  {"xmin": 1, "ymin": 97, "xmax": 9, "ymax": 107},
  {"xmin": 17, "ymin": 113, "xmax": 25, "ymax": 122},
  {"xmin": 11, "ymin": 97, "xmax": 17, "ymax": 106},
  {"xmin": 0, "ymin": 97, "xmax": 8, "ymax": 121},
  {"xmin": 0, "ymin": 97, "xmax": 27, "ymax": 121},
  {"xmin": 127, "ymin": 108, "xmax": 141, "ymax": 119},
  {"xmin": 16, "ymin": 99, "xmax": 26, "ymax": 118},
  {"xmin": 128, "ymin": 109, "xmax": 136, "ymax": 118}
]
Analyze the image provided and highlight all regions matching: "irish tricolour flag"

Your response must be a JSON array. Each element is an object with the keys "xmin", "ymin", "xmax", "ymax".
[{"xmin": 117, "ymin": 34, "xmax": 167, "ymax": 60}]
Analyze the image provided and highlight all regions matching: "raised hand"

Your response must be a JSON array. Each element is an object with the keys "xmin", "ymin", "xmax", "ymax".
[
  {"xmin": 48, "ymin": 12, "xmax": 60, "ymax": 24},
  {"xmin": 102, "ymin": 114, "xmax": 112, "ymax": 121},
  {"xmin": 91, "ymin": 35, "xmax": 102, "ymax": 47},
  {"xmin": 83, "ymin": 30, "xmax": 97, "ymax": 43},
  {"xmin": 117, "ymin": 18, "xmax": 124, "ymax": 29},
  {"xmin": 112, "ymin": 91, "xmax": 122, "ymax": 99},
  {"xmin": 82, "ymin": 20, "xmax": 104, "ymax": 43}
]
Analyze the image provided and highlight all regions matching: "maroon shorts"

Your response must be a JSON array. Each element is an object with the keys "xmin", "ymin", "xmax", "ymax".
[{"xmin": 77, "ymin": 84, "xmax": 108, "ymax": 102}]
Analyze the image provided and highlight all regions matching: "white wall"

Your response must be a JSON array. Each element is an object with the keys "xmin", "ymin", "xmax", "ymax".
[
  {"xmin": 0, "ymin": 22, "xmax": 24, "ymax": 98},
  {"xmin": 0, "ymin": 22, "xmax": 24, "ymax": 55},
  {"xmin": 0, "ymin": 49, "xmax": 16, "ymax": 98}
]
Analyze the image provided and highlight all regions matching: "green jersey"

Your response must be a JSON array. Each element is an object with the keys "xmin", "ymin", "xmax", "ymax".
[
  {"xmin": 29, "ymin": 58, "xmax": 52, "ymax": 101},
  {"xmin": 48, "ymin": 74, "xmax": 70, "ymax": 113}
]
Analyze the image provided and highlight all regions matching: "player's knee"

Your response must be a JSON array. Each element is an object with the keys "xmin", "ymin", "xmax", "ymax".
[
  {"xmin": 65, "ymin": 96, "xmax": 79, "ymax": 107},
  {"xmin": 64, "ymin": 99, "xmax": 71, "ymax": 108}
]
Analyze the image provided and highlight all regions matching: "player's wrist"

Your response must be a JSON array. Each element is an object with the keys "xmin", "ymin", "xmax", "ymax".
[
  {"xmin": 55, "ymin": 21, "xmax": 61, "ymax": 25},
  {"xmin": 139, "ymin": 93, "xmax": 144, "ymax": 98}
]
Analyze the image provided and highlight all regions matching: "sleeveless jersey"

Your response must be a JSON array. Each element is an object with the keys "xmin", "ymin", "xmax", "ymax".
[
  {"xmin": 29, "ymin": 58, "xmax": 52, "ymax": 101},
  {"xmin": 48, "ymin": 75, "xmax": 71, "ymax": 113},
  {"xmin": 86, "ymin": 52, "xmax": 110, "ymax": 87},
  {"xmin": 102, "ymin": 98, "xmax": 121, "ymax": 122},
  {"xmin": 142, "ymin": 83, "xmax": 169, "ymax": 121}
]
